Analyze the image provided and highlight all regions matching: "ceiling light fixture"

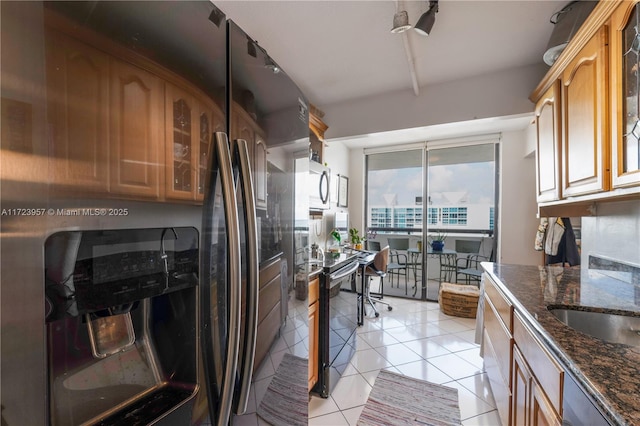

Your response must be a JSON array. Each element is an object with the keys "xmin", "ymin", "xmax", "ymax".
[
  {"xmin": 414, "ymin": 0, "xmax": 438, "ymax": 37},
  {"xmin": 391, "ymin": 10, "xmax": 412, "ymax": 33}
]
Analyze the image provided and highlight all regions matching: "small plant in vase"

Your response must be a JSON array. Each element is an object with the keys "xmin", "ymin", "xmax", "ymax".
[
  {"xmin": 429, "ymin": 232, "xmax": 447, "ymax": 251},
  {"xmin": 328, "ymin": 229, "xmax": 342, "ymax": 256},
  {"xmin": 349, "ymin": 228, "xmax": 365, "ymax": 250}
]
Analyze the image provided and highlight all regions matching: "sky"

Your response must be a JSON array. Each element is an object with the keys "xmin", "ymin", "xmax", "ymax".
[{"xmin": 368, "ymin": 162, "xmax": 495, "ymax": 206}]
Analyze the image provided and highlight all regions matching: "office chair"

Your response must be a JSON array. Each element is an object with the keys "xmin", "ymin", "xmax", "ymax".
[{"xmin": 361, "ymin": 246, "xmax": 392, "ymax": 318}]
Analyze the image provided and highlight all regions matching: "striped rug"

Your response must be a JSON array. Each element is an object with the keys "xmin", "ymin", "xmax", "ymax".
[
  {"xmin": 358, "ymin": 370, "xmax": 461, "ymax": 426},
  {"xmin": 257, "ymin": 353, "xmax": 308, "ymax": 426}
]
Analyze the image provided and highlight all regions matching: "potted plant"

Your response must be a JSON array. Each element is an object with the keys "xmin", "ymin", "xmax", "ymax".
[
  {"xmin": 349, "ymin": 228, "xmax": 364, "ymax": 250},
  {"xmin": 429, "ymin": 232, "xmax": 447, "ymax": 251},
  {"xmin": 328, "ymin": 229, "xmax": 342, "ymax": 255}
]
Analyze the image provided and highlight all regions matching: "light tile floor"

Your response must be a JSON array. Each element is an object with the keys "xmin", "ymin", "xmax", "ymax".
[
  {"xmin": 236, "ymin": 287, "xmax": 501, "ymax": 425},
  {"xmin": 309, "ymin": 292, "xmax": 502, "ymax": 426}
]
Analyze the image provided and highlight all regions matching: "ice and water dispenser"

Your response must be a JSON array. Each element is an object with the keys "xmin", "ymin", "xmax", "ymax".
[{"xmin": 44, "ymin": 227, "xmax": 199, "ymax": 425}]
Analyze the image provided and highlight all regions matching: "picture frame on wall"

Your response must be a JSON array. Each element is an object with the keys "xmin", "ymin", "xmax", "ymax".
[{"xmin": 337, "ymin": 174, "xmax": 348, "ymax": 207}]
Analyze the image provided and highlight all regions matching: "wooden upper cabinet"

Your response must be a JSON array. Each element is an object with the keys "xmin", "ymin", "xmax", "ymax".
[
  {"xmin": 561, "ymin": 26, "xmax": 610, "ymax": 198},
  {"xmin": 309, "ymin": 104, "xmax": 327, "ymax": 164},
  {"xmin": 610, "ymin": 1, "xmax": 640, "ymax": 189},
  {"xmin": 110, "ymin": 59, "xmax": 163, "ymax": 199},
  {"xmin": 165, "ymin": 86, "xmax": 223, "ymax": 202},
  {"xmin": 165, "ymin": 83, "xmax": 197, "ymax": 200},
  {"xmin": 197, "ymin": 105, "xmax": 225, "ymax": 201},
  {"xmin": 232, "ymin": 103, "xmax": 268, "ymax": 210},
  {"xmin": 45, "ymin": 31, "xmax": 109, "ymax": 193},
  {"xmin": 535, "ymin": 81, "xmax": 562, "ymax": 202}
]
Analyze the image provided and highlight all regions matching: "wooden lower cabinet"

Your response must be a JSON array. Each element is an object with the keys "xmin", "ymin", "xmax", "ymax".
[
  {"xmin": 512, "ymin": 313, "xmax": 563, "ymax": 426},
  {"xmin": 483, "ymin": 298, "xmax": 512, "ymax": 426},
  {"xmin": 255, "ymin": 258, "xmax": 283, "ymax": 372},
  {"xmin": 512, "ymin": 345, "xmax": 531, "ymax": 426},
  {"xmin": 308, "ymin": 275, "xmax": 319, "ymax": 391},
  {"xmin": 513, "ymin": 345, "xmax": 561, "ymax": 426},
  {"xmin": 482, "ymin": 274, "xmax": 563, "ymax": 426},
  {"xmin": 531, "ymin": 377, "xmax": 562, "ymax": 426}
]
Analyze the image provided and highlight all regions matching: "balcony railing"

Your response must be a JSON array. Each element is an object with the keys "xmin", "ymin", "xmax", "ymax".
[{"xmin": 367, "ymin": 227, "xmax": 494, "ymax": 236}]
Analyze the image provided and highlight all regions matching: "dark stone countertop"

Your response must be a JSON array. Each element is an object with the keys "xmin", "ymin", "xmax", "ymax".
[
  {"xmin": 482, "ymin": 262, "xmax": 640, "ymax": 426},
  {"xmin": 315, "ymin": 252, "xmax": 360, "ymax": 274}
]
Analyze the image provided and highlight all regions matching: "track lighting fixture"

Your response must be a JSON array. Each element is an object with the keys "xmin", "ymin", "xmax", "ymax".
[
  {"xmin": 414, "ymin": 0, "xmax": 438, "ymax": 37},
  {"xmin": 391, "ymin": 10, "xmax": 412, "ymax": 34}
]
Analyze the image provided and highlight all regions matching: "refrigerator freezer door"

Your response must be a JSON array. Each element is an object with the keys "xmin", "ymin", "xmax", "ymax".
[
  {"xmin": 201, "ymin": 132, "xmax": 242, "ymax": 426},
  {"xmin": 232, "ymin": 138, "xmax": 259, "ymax": 414}
]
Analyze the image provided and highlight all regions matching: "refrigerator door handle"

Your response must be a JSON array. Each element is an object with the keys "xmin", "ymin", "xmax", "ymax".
[
  {"xmin": 232, "ymin": 138, "xmax": 259, "ymax": 415},
  {"xmin": 214, "ymin": 132, "xmax": 242, "ymax": 426}
]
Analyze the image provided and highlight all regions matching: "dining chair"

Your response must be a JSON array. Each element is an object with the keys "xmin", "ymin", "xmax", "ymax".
[
  {"xmin": 438, "ymin": 252, "xmax": 458, "ymax": 283},
  {"xmin": 454, "ymin": 239, "xmax": 481, "ymax": 279},
  {"xmin": 386, "ymin": 238, "xmax": 409, "ymax": 294},
  {"xmin": 361, "ymin": 246, "xmax": 392, "ymax": 317},
  {"xmin": 457, "ymin": 254, "xmax": 488, "ymax": 286}
]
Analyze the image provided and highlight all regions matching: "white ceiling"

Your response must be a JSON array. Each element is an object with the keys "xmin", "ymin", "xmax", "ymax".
[{"xmin": 216, "ymin": 0, "xmax": 570, "ymax": 144}]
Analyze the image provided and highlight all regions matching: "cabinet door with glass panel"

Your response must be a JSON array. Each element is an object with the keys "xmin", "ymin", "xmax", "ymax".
[
  {"xmin": 197, "ymin": 104, "xmax": 225, "ymax": 201},
  {"xmin": 611, "ymin": 0, "xmax": 640, "ymax": 189},
  {"xmin": 166, "ymin": 83, "xmax": 221, "ymax": 201}
]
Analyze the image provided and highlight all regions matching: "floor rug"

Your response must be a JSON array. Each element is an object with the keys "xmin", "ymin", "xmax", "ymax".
[
  {"xmin": 358, "ymin": 370, "xmax": 461, "ymax": 426},
  {"xmin": 257, "ymin": 353, "xmax": 308, "ymax": 426}
]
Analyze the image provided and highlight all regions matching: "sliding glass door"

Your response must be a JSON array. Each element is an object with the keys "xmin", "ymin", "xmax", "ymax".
[
  {"xmin": 423, "ymin": 143, "xmax": 497, "ymax": 301},
  {"xmin": 365, "ymin": 140, "xmax": 498, "ymax": 302}
]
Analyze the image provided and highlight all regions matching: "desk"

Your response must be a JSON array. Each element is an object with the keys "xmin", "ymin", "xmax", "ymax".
[{"xmin": 408, "ymin": 248, "xmax": 457, "ymax": 300}]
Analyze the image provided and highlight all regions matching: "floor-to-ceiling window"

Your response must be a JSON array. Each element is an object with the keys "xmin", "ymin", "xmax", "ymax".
[
  {"xmin": 365, "ymin": 139, "xmax": 499, "ymax": 301},
  {"xmin": 366, "ymin": 149, "xmax": 423, "ymax": 236}
]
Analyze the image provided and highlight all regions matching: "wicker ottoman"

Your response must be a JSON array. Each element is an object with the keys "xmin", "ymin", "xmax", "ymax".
[{"xmin": 438, "ymin": 282, "xmax": 480, "ymax": 318}]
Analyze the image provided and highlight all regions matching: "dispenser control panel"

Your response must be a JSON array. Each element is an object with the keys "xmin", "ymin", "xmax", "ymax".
[{"xmin": 45, "ymin": 227, "xmax": 199, "ymax": 321}]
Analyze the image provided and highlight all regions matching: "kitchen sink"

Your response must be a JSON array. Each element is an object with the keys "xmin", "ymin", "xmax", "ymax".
[{"xmin": 548, "ymin": 307, "xmax": 640, "ymax": 346}]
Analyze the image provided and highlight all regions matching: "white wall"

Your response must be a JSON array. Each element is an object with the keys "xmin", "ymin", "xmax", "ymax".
[
  {"xmin": 347, "ymin": 147, "xmax": 365, "ymax": 235},
  {"xmin": 498, "ymin": 129, "xmax": 540, "ymax": 265},
  {"xmin": 321, "ymin": 63, "xmax": 548, "ymax": 140},
  {"xmin": 308, "ymin": 141, "xmax": 352, "ymax": 250}
]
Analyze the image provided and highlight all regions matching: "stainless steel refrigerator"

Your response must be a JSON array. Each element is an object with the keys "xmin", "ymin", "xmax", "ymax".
[{"xmin": 0, "ymin": 1, "xmax": 309, "ymax": 425}]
